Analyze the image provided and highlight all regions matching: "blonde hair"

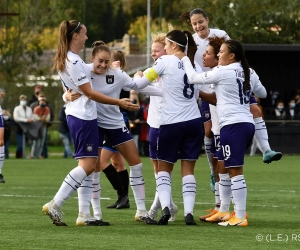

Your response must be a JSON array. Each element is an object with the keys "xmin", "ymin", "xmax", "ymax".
[
  {"xmin": 52, "ymin": 20, "xmax": 82, "ymax": 72},
  {"xmin": 151, "ymin": 32, "xmax": 166, "ymax": 46}
]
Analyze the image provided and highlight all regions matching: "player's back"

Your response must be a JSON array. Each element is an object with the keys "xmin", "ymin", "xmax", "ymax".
[{"xmin": 153, "ymin": 55, "xmax": 200, "ymax": 125}]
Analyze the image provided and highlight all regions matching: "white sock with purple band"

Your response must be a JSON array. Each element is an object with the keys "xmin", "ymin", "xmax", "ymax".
[
  {"xmin": 91, "ymin": 171, "xmax": 101, "ymax": 216},
  {"xmin": 218, "ymin": 173, "xmax": 232, "ymax": 212},
  {"xmin": 130, "ymin": 163, "xmax": 146, "ymax": 211},
  {"xmin": 150, "ymin": 173, "xmax": 161, "ymax": 211},
  {"xmin": 182, "ymin": 175, "xmax": 196, "ymax": 216},
  {"xmin": 254, "ymin": 117, "xmax": 271, "ymax": 153},
  {"xmin": 231, "ymin": 175, "xmax": 247, "ymax": 219},
  {"xmin": 156, "ymin": 171, "xmax": 171, "ymax": 209},
  {"xmin": 54, "ymin": 166, "xmax": 87, "ymax": 208},
  {"xmin": 214, "ymin": 182, "xmax": 220, "ymax": 210},
  {"xmin": 204, "ymin": 136, "xmax": 214, "ymax": 174},
  {"xmin": 0, "ymin": 146, "xmax": 4, "ymax": 173},
  {"xmin": 78, "ymin": 172, "xmax": 94, "ymax": 214}
]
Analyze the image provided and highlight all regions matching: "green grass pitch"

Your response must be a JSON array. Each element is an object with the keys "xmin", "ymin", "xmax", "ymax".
[{"xmin": 0, "ymin": 155, "xmax": 299, "ymax": 250}]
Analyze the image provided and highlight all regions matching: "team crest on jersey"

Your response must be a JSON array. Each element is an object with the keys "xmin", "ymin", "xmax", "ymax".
[
  {"xmin": 106, "ymin": 75, "xmax": 114, "ymax": 84},
  {"xmin": 204, "ymin": 110, "xmax": 210, "ymax": 118},
  {"xmin": 86, "ymin": 144, "xmax": 93, "ymax": 152}
]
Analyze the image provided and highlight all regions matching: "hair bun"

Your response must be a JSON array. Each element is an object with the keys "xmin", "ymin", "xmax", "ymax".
[{"xmin": 91, "ymin": 41, "xmax": 106, "ymax": 48}]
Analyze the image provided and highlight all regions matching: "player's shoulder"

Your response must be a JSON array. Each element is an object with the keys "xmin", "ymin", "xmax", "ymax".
[
  {"xmin": 209, "ymin": 29, "xmax": 230, "ymax": 39},
  {"xmin": 67, "ymin": 51, "xmax": 83, "ymax": 65}
]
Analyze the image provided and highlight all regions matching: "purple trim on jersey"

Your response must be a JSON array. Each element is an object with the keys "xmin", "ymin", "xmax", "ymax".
[
  {"xmin": 0, "ymin": 115, "xmax": 3, "ymax": 128},
  {"xmin": 157, "ymin": 118, "xmax": 203, "ymax": 163},
  {"xmin": 211, "ymin": 134, "xmax": 220, "ymax": 159},
  {"xmin": 249, "ymin": 95, "xmax": 258, "ymax": 105},
  {"xmin": 149, "ymin": 127, "xmax": 159, "ymax": 159},
  {"xmin": 67, "ymin": 115, "xmax": 99, "ymax": 159},
  {"xmin": 201, "ymin": 100, "xmax": 211, "ymax": 123},
  {"xmin": 220, "ymin": 123, "xmax": 254, "ymax": 168},
  {"xmin": 98, "ymin": 126, "xmax": 132, "ymax": 148}
]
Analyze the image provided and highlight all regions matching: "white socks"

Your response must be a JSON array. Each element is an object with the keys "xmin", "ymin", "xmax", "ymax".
[
  {"xmin": 0, "ymin": 146, "xmax": 4, "ymax": 174},
  {"xmin": 214, "ymin": 182, "xmax": 220, "ymax": 210},
  {"xmin": 231, "ymin": 175, "xmax": 247, "ymax": 219},
  {"xmin": 130, "ymin": 163, "xmax": 146, "ymax": 211},
  {"xmin": 156, "ymin": 171, "xmax": 171, "ymax": 209},
  {"xmin": 54, "ymin": 166, "xmax": 87, "ymax": 208},
  {"xmin": 91, "ymin": 171, "xmax": 101, "ymax": 216},
  {"xmin": 254, "ymin": 117, "xmax": 270, "ymax": 153},
  {"xmin": 78, "ymin": 172, "xmax": 94, "ymax": 214},
  {"xmin": 218, "ymin": 173, "xmax": 231, "ymax": 212},
  {"xmin": 150, "ymin": 173, "xmax": 161, "ymax": 211},
  {"xmin": 204, "ymin": 136, "xmax": 214, "ymax": 174},
  {"xmin": 182, "ymin": 175, "xmax": 196, "ymax": 216}
]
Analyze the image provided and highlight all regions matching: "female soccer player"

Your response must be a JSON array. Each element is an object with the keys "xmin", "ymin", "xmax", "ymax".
[
  {"xmin": 146, "ymin": 33, "xmax": 178, "ymax": 222},
  {"xmin": 42, "ymin": 20, "xmax": 138, "ymax": 226},
  {"xmin": 66, "ymin": 41, "xmax": 162, "ymax": 224},
  {"xmin": 180, "ymin": 8, "xmax": 229, "ymax": 191},
  {"xmin": 134, "ymin": 30, "xmax": 203, "ymax": 225},
  {"xmin": 177, "ymin": 39, "xmax": 267, "ymax": 226}
]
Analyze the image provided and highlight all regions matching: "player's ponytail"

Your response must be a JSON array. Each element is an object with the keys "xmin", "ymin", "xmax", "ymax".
[
  {"xmin": 166, "ymin": 30, "xmax": 197, "ymax": 67},
  {"xmin": 53, "ymin": 20, "xmax": 81, "ymax": 72},
  {"xmin": 182, "ymin": 30, "xmax": 197, "ymax": 68}
]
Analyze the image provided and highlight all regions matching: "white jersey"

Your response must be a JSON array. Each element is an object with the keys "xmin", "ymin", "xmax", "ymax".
[
  {"xmin": 193, "ymin": 29, "xmax": 229, "ymax": 72},
  {"xmin": 182, "ymin": 58, "xmax": 267, "ymax": 128},
  {"xmin": 147, "ymin": 78, "xmax": 163, "ymax": 128},
  {"xmin": 208, "ymin": 85, "xmax": 220, "ymax": 135},
  {"xmin": 88, "ymin": 64, "xmax": 161, "ymax": 129},
  {"xmin": 59, "ymin": 51, "xmax": 97, "ymax": 120},
  {"xmin": 151, "ymin": 55, "xmax": 201, "ymax": 125},
  {"xmin": 87, "ymin": 64, "xmax": 135, "ymax": 129}
]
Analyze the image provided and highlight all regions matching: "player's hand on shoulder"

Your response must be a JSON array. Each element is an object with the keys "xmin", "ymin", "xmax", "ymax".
[{"xmin": 118, "ymin": 98, "xmax": 140, "ymax": 111}]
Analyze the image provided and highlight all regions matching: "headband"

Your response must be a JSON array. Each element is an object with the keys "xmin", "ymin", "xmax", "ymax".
[
  {"xmin": 69, "ymin": 22, "xmax": 80, "ymax": 35},
  {"xmin": 166, "ymin": 37, "xmax": 186, "ymax": 47}
]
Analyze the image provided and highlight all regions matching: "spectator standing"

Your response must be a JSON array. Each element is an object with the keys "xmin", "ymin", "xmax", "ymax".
[
  {"xmin": 13, "ymin": 95, "xmax": 33, "ymax": 158},
  {"xmin": 31, "ymin": 98, "xmax": 50, "ymax": 159},
  {"xmin": 2, "ymin": 110, "xmax": 13, "ymax": 159},
  {"xmin": 30, "ymin": 91, "xmax": 54, "ymax": 158},
  {"xmin": 57, "ymin": 103, "xmax": 73, "ymax": 158}
]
